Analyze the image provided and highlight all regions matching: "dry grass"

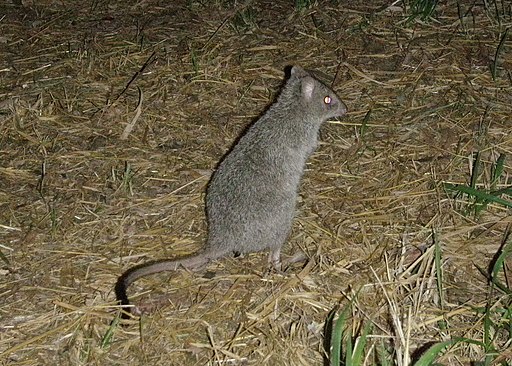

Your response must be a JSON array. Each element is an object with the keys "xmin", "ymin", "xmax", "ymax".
[{"xmin": 1, "ymin": 0, "xmax": 511, "ymax": 365}]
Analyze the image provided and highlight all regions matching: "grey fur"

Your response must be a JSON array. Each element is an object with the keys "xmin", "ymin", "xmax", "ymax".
[{"xmin": 115, "ymin": 66, "xmax": 347, "ymax": 314}]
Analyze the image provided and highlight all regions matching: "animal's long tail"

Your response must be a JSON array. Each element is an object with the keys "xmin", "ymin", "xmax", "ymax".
[{"xmin": 115, "ymin": 253, "xmax": 211, "ymax": 315}]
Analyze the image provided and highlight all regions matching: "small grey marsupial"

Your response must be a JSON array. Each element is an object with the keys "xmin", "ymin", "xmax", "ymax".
[{"xmin": 115, "ymin": 65, "xmax": 347, "ymax": 315}]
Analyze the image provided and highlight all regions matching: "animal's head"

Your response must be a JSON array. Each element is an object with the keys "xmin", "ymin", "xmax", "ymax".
[{"xmin": 290, "ymin": 66, "xmax": 347, "ymax": 121}]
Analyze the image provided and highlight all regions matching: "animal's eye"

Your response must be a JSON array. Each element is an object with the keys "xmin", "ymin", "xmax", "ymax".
[{"xmin": 324, "ymin": 96, "xmax": 332, "ymax": 105}]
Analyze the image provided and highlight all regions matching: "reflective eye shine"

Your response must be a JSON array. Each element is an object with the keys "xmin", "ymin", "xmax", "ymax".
[{"xmin": 324, "ymin": 96, "xmax": 332, "ymax": 104}]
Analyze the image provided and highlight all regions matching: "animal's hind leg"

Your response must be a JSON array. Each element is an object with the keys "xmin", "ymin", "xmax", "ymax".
[
  {"xmin": 282, "ymin": 251, "xmax": 307, "ymax": 266},
  {"xmin": 268, "ymin": 247, "xmax": 282, "ymax": 270},
  {"xmin": 268, "ymin": 248, "xmax": 307, "ymax": 272}
]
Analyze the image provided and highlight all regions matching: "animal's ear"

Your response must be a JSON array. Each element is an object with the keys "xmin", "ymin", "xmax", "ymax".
[
  {"xmin": 291, "ymin": 66, "xmax": 308, "ymax": 78},
  {"xmin": 300, "ymin": 76, "xmax": 316, "ymax": 101}
]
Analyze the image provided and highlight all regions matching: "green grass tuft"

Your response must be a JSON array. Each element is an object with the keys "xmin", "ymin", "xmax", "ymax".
[
  {"xmin": 444, "ymin": 153, "xmax": 512, "ymax": 215},
  {"xmin": 101, "ymin": 314, "xmax": 120, "ymax": 349},
  {"xmin": 295, "ymin": 0, "xmax": 314, "ymax": 11},
  {"xmin": 327, "ymin": 236, "xmax": 512, "ymax": 365},
  {"xmin": 231, "ymin": 6, "xmax": 258, "ymax": 33},
  {"xmin": 407, "ymin": 0, "xmax": 438, "ymax": 21}
]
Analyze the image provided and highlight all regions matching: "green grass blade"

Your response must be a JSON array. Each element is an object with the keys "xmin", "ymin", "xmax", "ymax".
[
  {"xmin": 433, "ymin": 231, "xmax": 448, "ymax": 331},
  {"xmin": 101, "ymin": 313, "xmax": 120, "ymax": 349},
  {"xmin": 506, "ymin": 306, "xmax": 512, "ymax": 340},
  {"xmin": 433, "ymin": 230, "xmax": 444, "ymax": 309},
  {"xmin": 414, "ymin": 339, "xmax": 455, "ymax": 365},
  {"xmin": 377, "ymin": 340, "xmax": 392, "ymax": 366},
  {"xmin": 490, "ymin": 236, "xmax": 512, "ymax": 281},
  {"xmin": 491, "ymin": 28, "xmax": 510, "ymax": 81},
  {"xmin": 414, "ymin": 338, "xmax": 485, "ymax": 365},
  {"xmin": 481, "ymin": 303, "xmax": 496, "ymax": 366},
  {"xmin": 470, "ymin": 151, "xmax": 480, "ymax": 189},
  {"xmin": 468, "ymin": 152, "xmax": 487, "ymax": 215},
  {"xmin": 352, "ymin": 322, "xmax": 372, "ymax": 365},
  {"xmin": 331, "ymin": 304, "xmax": 351, "ymax": 366},
  {"xmin": 483, "ymin": 304, "xmax": 494, "ymax": 358},
  {"xmin": 345, "ymin": 330, "xmax": 353, "ymax": 366},
  {"xmin": 489, "ymin": 234, "xmax": 512, "ymax": 294},
  {"xmin": 490, "ymin": 154, "xmax": 506, "ymax": 190},
  {"xmin": 360, "ymin": 109, "xmax": 371, "ymax": 139},
  {"xmin": 474, "ymin": 263, "xmax": 512, "ymax": 295},
  {"xmin": 444, "ymin": 183, "xmax": 512, "ymax": 209},
  {"xmin": 491, "ymin": 186, "xmax": 512, "ymax": 196}
]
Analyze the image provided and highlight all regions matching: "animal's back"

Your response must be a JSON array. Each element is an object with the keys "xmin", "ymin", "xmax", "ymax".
[{"xmin": 206, "ymin": 117, "xmax": 304, "ymax": 255}]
